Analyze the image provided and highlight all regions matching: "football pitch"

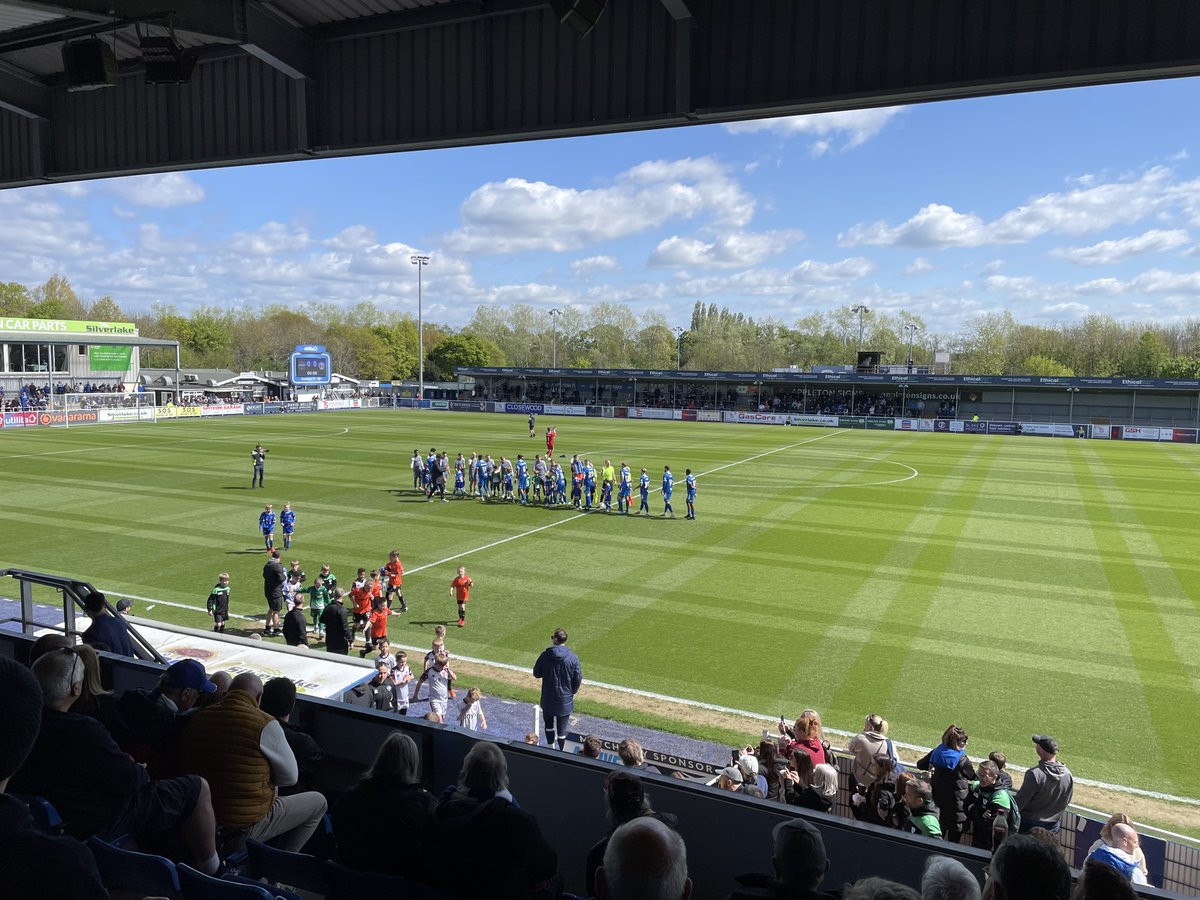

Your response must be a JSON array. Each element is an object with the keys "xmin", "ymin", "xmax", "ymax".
[{"xmin": 1, "ymin": 410, "xmax": 1198, "ymax": 801}]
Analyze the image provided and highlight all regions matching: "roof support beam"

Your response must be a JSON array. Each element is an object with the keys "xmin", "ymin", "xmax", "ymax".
[
  {"xmin": 659, "ymin": 0, "xmax": 693, "ymax": 21},
  {"xmin": 0, "ymin": 60, "xmax": 48, "ymax": 118},
  {"xmin": 314, "ymin": 0, "xmax": 549, "ymax": 42}
]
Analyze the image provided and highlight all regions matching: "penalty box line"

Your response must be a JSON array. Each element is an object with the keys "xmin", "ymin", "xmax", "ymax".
[{"xmin": 404, "ymin": 429, "xmax": 850, "ymax": 578}]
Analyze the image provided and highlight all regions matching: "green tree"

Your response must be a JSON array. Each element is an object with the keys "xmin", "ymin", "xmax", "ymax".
[
  {"xmin": 29, "ymin": 274, "xmax": 86, "ymax": 319},
  {"xmin": 428, "ymin": 333, "xmax": 503, "ymax": 379},
  {"xmin": 1019, "ymin": 355, "xmax": 1074, "ymax": 376},
  {"xmin": 1122, "ymin": 331, "xmax": 1170, "ymax": 377},
  {"xmin": 86, "ymin": 295, "xmax": 125, "ymax": 322},
  {"xmin": 0, "ymin": 282, "xmax": 32, "ymax": 316}
]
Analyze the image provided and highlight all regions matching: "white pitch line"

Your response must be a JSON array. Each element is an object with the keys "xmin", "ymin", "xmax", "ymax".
[
  {"xmin": 103, "ymin": 591, "xmax": 258, "ymax": 622},
  {"xmin": 404, "ymin": 430, "xmax": 850, "ymax": 576},
  {"xmin": 0, "ymin": 425, "xmax": 350, "ymax": 462}
]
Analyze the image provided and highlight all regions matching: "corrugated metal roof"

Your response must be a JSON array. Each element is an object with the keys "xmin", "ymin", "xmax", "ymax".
[
  {"xmin": 2, "ymin": 24, "xmax": 232, "ymax": 78},
  {"xmin": 0, "ymin": 5, "xmax": 66, "ymax": 36},
  {"xmin": 267, "ymin": 0, "xmax": 455, "ymax": 29}
]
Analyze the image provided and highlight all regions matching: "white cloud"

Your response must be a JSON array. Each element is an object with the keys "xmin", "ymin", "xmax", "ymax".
[
  {"xmin": 979, "ymin": 260, "xmax": 1005, "ymax": 275},
  {"xmin": 324, "ymin": 225, "xmax": 378, "ymax": 251},
  {"xmin": 231, "ymin": 222, "xmax": 311, "ymax": 256},
  {"xmin": 1053, "ymin": 229, "xmax": 1190, "ymax": 265},
  {"xmin": 725, "ymin": 107, "xmax": 903, "ymax": 155},
  {"xmin": 840, "ymin": 167, "xmax": 1195, "ymax": 248},
  {"xmin": 444, "ymin": 157, "xmax": 755, "ymax": 254},
  {"xmin": 107, "ymin": 172, "xmax": 205, "ymax": 208},
  {"xmin": 791, "ymin": 257, "xmax": 875, "ymax": 284},
  {"xmin": 570, "ymin": 255, "xmax": 620, "ymax": 277},
  {"xmin": 905, "ymin": 257, "xmax": 933, "ymax": 275},
  {"xmin": 648, "ymin": 230, "xmax": 799, "ymax": 270}
]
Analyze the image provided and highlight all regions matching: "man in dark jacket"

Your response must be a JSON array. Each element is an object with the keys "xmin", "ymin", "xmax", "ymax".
[
  {"xmin": 532, "ymin": 627, "xmax": 582, "ymax": 750},
  {"xmin": 282, "ymin": 594, "xmax": 309, "ymax": 647},
  {"xmin": 260, "ymin": 677, "xmax": 325, "ymax": 796},
  {"xmin": 1015, "ymin": 735, "xmax": 1074, "ymax": 834},
  {"xmin": 320, "ymin": 589, "xmax": 352, "ymax": 654},
  {"xmin": 80, "ymin": 588, "xmax": 134, "ymax": 657},
  {"xmin": 727, "ymin": 817, "xmax": 832, "ymax": 900},
  {"xmin": 117, "ymin": 659, "xmax": 216, "ymax": 776},
  {"xmin": 262, "ymin": 550, "xmax": 287, "ymax": 637}
]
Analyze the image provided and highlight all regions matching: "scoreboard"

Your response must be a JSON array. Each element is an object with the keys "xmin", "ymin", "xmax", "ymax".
[{"xmin": 290, "ymin": 345, "xmax": 332, "ymax": 385}]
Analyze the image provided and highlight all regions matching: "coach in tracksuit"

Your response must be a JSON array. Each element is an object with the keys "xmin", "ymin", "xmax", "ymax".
[{"xmin": 533, "ymin": 628, "xmax": 582, "ymax": 751}]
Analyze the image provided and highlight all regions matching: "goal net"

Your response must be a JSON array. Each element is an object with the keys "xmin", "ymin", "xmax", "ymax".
[{"xmin": 48, "ymin": 392, "xmax": 157, "ymax": 427}]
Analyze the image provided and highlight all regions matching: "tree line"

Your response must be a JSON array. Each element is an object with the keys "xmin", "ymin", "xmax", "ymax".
[{"xmin": 2, "ymin": 276, "xmax": 1198, "ymax": 380}]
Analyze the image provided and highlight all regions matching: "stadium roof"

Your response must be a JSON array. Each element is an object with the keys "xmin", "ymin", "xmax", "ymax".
[{"xmin": 5, "ymin": 332, "xmax": 180, "ymax": 349}]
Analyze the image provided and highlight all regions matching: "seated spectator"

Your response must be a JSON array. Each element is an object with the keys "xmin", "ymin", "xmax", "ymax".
[
  {"xmin": 739, "ymin": 753, "xmax": 768, "ymax": 798},
  {"xmin": 70, "ymin": 643, "xmax": 128, "ymax": 743},
  {"xmin": 581, "ymin": 734, "xmax": 604, "ymax": 758},
  {"xmin": 428, "ymin": 741, "xmax": 557, "ymax": 899},
  {"xmin": 618, "ymin": 738, "xmax": 660, "ymax": 774},
  {"xmin": 917, "ymin": 726, "xmax": 975, "ymax": 843},
  {"xmin": 11, "ymin": 648, "xmax": 223, "ymax": 874},
  {"xmin": 1072, "ymin": 860, "xmax": 1138, "ymax": 900},
  {"xmin": 1085, "ymin": 823, "xmax": 1148, "ymax": 885},
  {"xmin": 596, "ymin": 816, "xmax": 691, "ymax": 900},
  {"xmin": 727, "ymin": 816, "xmax": 832, "ymax": 900},
  {"xmin": 80, "ymin": 589, "xmax": 134, "ymax": 658},
  {"xmin": 180, "ymin": 672, "xmax": 327, "ymax": 852},
  {"xmin": 28, "ymin": 632, "xmax": 72, "ymax": 664},
  {"xmin": 902, "ymin": 780, "xmax": 942, "ymax": 838},
  {"xmin": 1086, "ymin": 814, "xmax": 1148, "ymax": 882},
  {"xmin": 844, "ymin": 878, "xmax": 922, "ymax": 900},
  {"xmin": 195, "ymin": 670, "xmax": 232, "ymax": 709},
  {"xmin": 524, "ymin": 733, "xmax": 540, "ymax": 745},
  {"xmin": 965, "ymin": 760, "xmax": 1016, "ymax": 851},
  {"xmin": 332, "ymin": 732, "xmax": 435, "ymax": 876},
  {"xmin": 117, "ymin": 659, "xmax": 215, "ymax": 776},
  {"xmin": 847, "ymin": 715, "xmax": 890, "ymax": 786},
  {"xmin": 259, "ymin": 677, "xmax": 324, "ymax": 795},
  {"xmin": 982, "ymin": 833, "xmax": 1071, "ymax": 900},
  {"xmin": 717, "ymin": 765, "xmax": 745, "ymax": 793},
  {"xmin": 586, "ymin": 771, "xmax": 679, "ymax": 896},
  {"xmin": 0, "ymin": 654, "xmax": 109, "ymax": 900},
  {"xmin": 921, "ymin": 857, "xmax": 981, "ymax": 900}
]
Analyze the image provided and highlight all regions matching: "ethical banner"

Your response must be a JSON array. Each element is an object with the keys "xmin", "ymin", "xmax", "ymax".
[{"xmin": 88, "ymin": 345, "xmax": 133, "ymax": 372}]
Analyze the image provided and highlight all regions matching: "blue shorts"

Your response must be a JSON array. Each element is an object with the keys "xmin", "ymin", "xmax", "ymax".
[
  {"xmin": 662, "ymin": 492, "xmax": 672, "ymax": 501},
  {"xmin": 282, "ymin": 525, "xmax": 293, "ymax": 534}
]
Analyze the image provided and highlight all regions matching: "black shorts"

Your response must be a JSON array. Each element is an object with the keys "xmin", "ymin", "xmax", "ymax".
[
  {"xmin": 212, "ymin": 613, "xmax": 228, "ymax": 624},
  {"xmin": 266, "ymin": 596, "xmax": 283, "ymax": 612},
  {"xmin": 354, "ymin": 612, "xmax": 369, "ymax": 627},
  {"xmin": 107, "ymin": 775, "xmax": 202, "ymax": 840}
]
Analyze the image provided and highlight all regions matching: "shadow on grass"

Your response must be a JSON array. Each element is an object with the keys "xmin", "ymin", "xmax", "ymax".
[
  {"xmin": 225, "ymin": 548, "xmax": 273, "ymax": 555},
  {"xmin": 409, "ymin": 619, "xmax": 454, "ymax": 628}
]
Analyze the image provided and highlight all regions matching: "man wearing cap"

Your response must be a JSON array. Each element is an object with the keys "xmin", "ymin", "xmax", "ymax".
[
  {"xmin": 118, "ymin": 658, "xmax": 217, "ymax": 776},
  {"xmin": 1015, "ymin": 735, "xmax": 1074, "ymax": 834},
  {"xmin": 80, "ymin": 588, "xmax": 135, "ymax": 658},
  {"xmin": 716, "ymin": 765, "xmax": 744, "ymax": 792},
  {"xmin": 0, "ymin": 654, "xmax": 109, "ymax": 900},
  {"xmin": 116, "ymin": 598, "xmax": 134, "ymax": 615},
  {"xmin": 728, "ymin": 817, "xmax": 832, "ymax": 900}
]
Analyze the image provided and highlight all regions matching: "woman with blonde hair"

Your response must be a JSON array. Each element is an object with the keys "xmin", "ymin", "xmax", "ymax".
[
  {"xmin": 69, "ymin": 644, "xmax": 127, "ymax": 741},
  {"xmin": 848, "ymin": 714, "xmax": 890, "ymax": 784}
]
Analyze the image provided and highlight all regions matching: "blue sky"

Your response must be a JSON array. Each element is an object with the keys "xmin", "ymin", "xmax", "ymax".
[{"xmin": 3, "ymin": 76, "xmax": 1199, "ymax": 331}]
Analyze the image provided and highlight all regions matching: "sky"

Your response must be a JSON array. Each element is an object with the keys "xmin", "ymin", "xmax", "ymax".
[{"xmin": 3, "ymin": 75, "xmax": 1200, "ymax": 332}]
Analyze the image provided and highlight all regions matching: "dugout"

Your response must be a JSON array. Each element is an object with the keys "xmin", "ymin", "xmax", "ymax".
[{"xmin": 458, "ymin": 367, "xmax": 1200, "ymax": 427}]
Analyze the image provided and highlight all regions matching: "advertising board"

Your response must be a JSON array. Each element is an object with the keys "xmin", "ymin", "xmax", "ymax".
[
  {"xmin": 504, "ymin": 403, "xmax": 544, "ymax": 414},
  {"xmin": 1091, "ymin": 425, "xmax": 1111, "ymax": 439},
  {"xmin": 630, "ymin": 407, "xmax": 675, "ymax": 419},
  {"xmin": 1163, "ymin": 428, "xmax": 1198, "ymax": 443},
  {"xmin": 786, "ymin": 415, "xmax": 837, "ymax": 427},
  {"xmin": 450, "ymin": 400, "xmax": 488, "ymax": 412},
  {"xmin": 2, "ymin": 411, "xmax": 38, "ymax": 428},
  {"xmin": 156, "ymin": 405, "xmax": 203, "ymax": 419},
  {"xmin": 725, "ymin": 411, "xmax": 789, "ymax": 425},
  {"xmin": 697, "ymin": 410, "xmax": 722, "ymax": 422},
  {"xmin": 98, "ymin": 408, "xmax": 156, "ymax": 423},
  {"xmin": 37, "ymin": 410, "xmax": 98, "ymax": 426},
  {"xmin": 201, "ymin": 404, "xmax": 244, "ymax": 417},
  {"xmin": 544, "ymin": 404, "xmax": 586, "ymax": 416},
  {"xmin": 1122, "ymin": 426, "xmax": 1160, "ymax": 441},
  {"xmin": 987, "ymin": 421, "xmax": 1019, "ymax": 435},
  {"xmin": 1018, "ymin": 422, "xmax": 1078, "ymax": 438},
  {"xmin": 281, "ymin": 401, "xmax": 318, "ymax": 414}
]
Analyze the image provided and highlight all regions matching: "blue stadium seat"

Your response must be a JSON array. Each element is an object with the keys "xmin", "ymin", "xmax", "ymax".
[
  {"xmin": 177, "ymin": 864, "xmax": 277, "ymax": 900},
  {"xmin": 244, "ymin": 838, "xmax": 327, "ymax": 893},
  {"xmin": 324, "ymin": 860, "xmax": 449, "ymax": 900},
  {"xmin": 87, "ymin": 835, "xmax": 180, "ymax": 898},
  {"xmin": 12, "ymin": 793, "xmax": 64, "ymax": 835}
]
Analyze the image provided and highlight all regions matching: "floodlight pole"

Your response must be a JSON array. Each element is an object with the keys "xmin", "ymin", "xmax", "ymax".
[
  {"xmin": 549, "ymin": 307, "xmax": 562, "ymax": 367},
  {"xmin": 903, "ymin": 323, "xmax": 917, "ymax": 375},
  {"xmin": 411, "ymin": 254, "xmax": 430, "ymax": 403},
  {"xmin": 852, "ymin": 305, "xmax": 869, "ymax": 357},
  {"xmin": 673, "ymin": 326, "xmax": 683, "ymax": 370}
]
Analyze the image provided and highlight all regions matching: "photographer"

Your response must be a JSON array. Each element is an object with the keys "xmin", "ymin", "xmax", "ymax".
[{"xmin": 251, "ymin": 443, "xmax": 268, "ymax": 489}]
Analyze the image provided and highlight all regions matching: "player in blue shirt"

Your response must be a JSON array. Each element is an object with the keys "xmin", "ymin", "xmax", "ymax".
[
  {"xmin": 425, "ymin": 448, "xmax": 438, "ymax": 498},
  {"xmin": 583, "ymin": 459, "xmax": 596, "ymax": 510},
  {"xmin": 638, "ymin": 467, "xmax": 651, "ymax": 515},
  {"xmin": 661, "ymin": 466, "xmax": 675, "ymax": 519},
  {"xmin": 618, "ymin": 463, "xmax": 632, "ymax": 514},
  {"xmin": 477, "ymin": 455, "xmax": 490, "ymax": 500},
  {"xmin": 685, "ymin": 469, "xmax": 697, "ymax": 520},
  {"xmin": 516, "ymin": 454, "xmax": 529, "ymax": 504},
  {"xmin": 258, "ymin": 503, "xmax": 276, "ymax": 551},
  {"xmin": 280, "ymin": 501, "xmax": 296, "ymax": 549},
  {"xmin": 555, "ymin": 464, "xmax": 568, "ymax": 507}
]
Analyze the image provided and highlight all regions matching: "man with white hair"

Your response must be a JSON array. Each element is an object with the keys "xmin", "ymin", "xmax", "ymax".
[
  {"xmin": 921, "ymin": 856, "xmax": 981, "ymax": 900},
  {"xmin": 1086, "ymin": 823, "xmax": 1149, "ymax": 885},
  {"xmin": 597, "ymin": 816, "xmax": 692, "ymax": 900}
]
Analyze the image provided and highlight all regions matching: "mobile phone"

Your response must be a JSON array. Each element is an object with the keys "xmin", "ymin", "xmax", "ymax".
[{"xmin": 730, "ymin": 748, "xmax": 740, "ymax": 766}]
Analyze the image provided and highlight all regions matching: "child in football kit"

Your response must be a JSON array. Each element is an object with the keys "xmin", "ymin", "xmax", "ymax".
[
  {"xmin": 449, "ymin": 566, "xmax": 473, "ymax": 628},
  {"xmin": 206, "ymin": 572, "xmax": 231, "ymax": 633},
  {"xmin": 458, "ymin": 687, "xmax": 488, "ymax": 731}
]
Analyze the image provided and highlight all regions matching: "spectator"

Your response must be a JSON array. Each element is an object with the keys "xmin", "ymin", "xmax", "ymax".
[
  {"xmin": 117, "ymin": 658, "xmax": 215, "ymax": 776},
  {"xmin": 320, "ymin": 588, "xmax": 352, "ymax": 655},
  {"xmin": 582, "ymin": 734, "xmax": 604, "ymax": 758},
  {"xmin": 902, "ymin": 780, "xmax": 942, "ymax": 838},
  {"xmin": 1086, "ymin": 814, "xmax": 1148, "ymax": 882},
  {"xmin": 618, "ymin": 738, "xmax": 660, "ymax": 774},
  {"xmin": 524, "ymin": 733, "xmax": 540, "ymax": 745},
  {"xmin": 916, "ymin": 726, "xmax": 975, "ymax": 843},
  {"xmin": 1015, "ymin": 736, "xmax": 1074, "ymax": 834},
  {"xmin": 28, "ymin": 632, "xmax": 72, "ymax": 664},
  {"xmin": 70, "ymin": 643, "xmax": 128, "ymax": 743},
  {"xmin": 259, "ymin": 677, "xmax": 325, "ymax": 795},
  {"xmin": 851, "ymin": 754, "xmax": 901, "ymax": 827},
  {"xmin": 532, "ymin": 627, "xmax": 582, "ymax": 751},
  {"xmin": 921, "ymin": 857, "xmax": 981, "ymax": 900},
  {"xmin": 282, "ymin": 593, "xmax": 308, "ymax": 646},
  {"xmin": 197, "ymin": 670, "xmax": 232, "ymax": 708},
  {"xmin": 727, "ymin": 816, "xmax": 831, "ymax": 900},
  {"xmin": 716, "ymin": 765, "xmax": 744, "ymax": 792},
  {"xmin": 847, "ymin": 715, "xmax": 890, "ymax": 785},
  {"xmin": 982, "ymin": 833, "xmax": 1071, "ymax": 900},
  {"xmin": 844, "ymin": 878, "xmax": 922, "ymax": 900},
  {"xmin": 1085, "ymin": 823, "xmax": 1148, "ymax": 885},
  {"xmin": 596, "ymin": 816, "xmax": 692, "ymax": 900},
  {"xmin": 737, "ymin": 755, "xmax": 766, "ymax": 799},
  {"xmin": 11, "ymin": 648, "xmax": 223, "ymax": 874},
  {"xmin": 787, "ymin": 712, "xmax": 827, "ymax": 767},
  {"xmin": 180, "ymin": 672, "xmax": 327, "ymax": 852},
  {"xmin": 365, "ymin": 663, "xmax": 397, "ymax": 712},
  {"xmin": 262, "ymin": 551, "xmax": 287, "ymax": 638},
  {"xmin": 1072, "ymin": 860, "xmax": 1138, "ymax": 900},
  {"xmin": 0, "ymin": 654, "xmax": 109, "ymax": 900},
  {"xmin": 988, "ymin": 752, "xmax": 1013, "ymax": 792},
  {"xmin": 964, "ymin": 760, "xmax": 1016, "ymax": 851},
  {"xmin": 332, "ymin": 732, "xmax": 435, "ymax": 876},
  {"xmin": 759, "ymin": 740, "xmax": 786, "ymax": 803},
  {"xmin": 115, "ymin": 598, "xmax": 134, "ymax": 615},
  {"xmin": 586, "ymin": 770, "xmax": 680, "ymax": 895},
  {"xmin": 80, "ymin": 589, "xmax": 134, "ymax": 658},
  {"xmin": 428, "ymin": 741, "xmax": 558, "ymax": 899},
  {"xmin": 782, "ymin": 751, "xmax": 821, "ymax": 810}
]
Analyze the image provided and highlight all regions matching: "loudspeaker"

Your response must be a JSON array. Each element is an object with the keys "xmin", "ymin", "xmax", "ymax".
[
  {"xmin": 141, "ymin": 35, "xmax": 195, "ymax": 84},
  {"xmin": 549, "ymin": 0, "xmax": 607, "ymax": 36},
  {"xmin": 62, "ymin": 39, "xmax": 117, "ymax": 92}
]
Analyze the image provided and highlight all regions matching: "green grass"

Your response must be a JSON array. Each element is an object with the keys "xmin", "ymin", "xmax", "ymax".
[{"xmin": 1, "ymin": 410, "xmax": 1197, "ymax": 801}]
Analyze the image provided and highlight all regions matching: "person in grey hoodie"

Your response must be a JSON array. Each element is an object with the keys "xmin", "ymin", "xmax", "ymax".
[
  {"xmin": 533, "ymin": 627, "xmax": 583, "ymax": 750},
  {"xmin": 1015, "ymin": 735, "xmax": 1074, "ymax": 833}
]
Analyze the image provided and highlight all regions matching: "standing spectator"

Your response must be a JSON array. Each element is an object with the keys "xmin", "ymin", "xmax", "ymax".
[
  {"xmin": 596, "ymin": 817, "xmax": 691, "ymax": 900},
  {"xmin": 259, "ymin": 678, "xmax": 325, "ymax": 796},
  {"xmin": 618, "ymin": 738, "xmax": 660, "ymax": 774},
  {"xmin": 428, "ymin": 741, "xmax": 558, "ymax": 899},
  {"xmin": 586, "ymin": 771, "xmax": 680, "ymax": 896},
  {"xmin": 787, "ymin": 713, "xmax": 827, "ymax": 767},
  {"xmin": 1085, "ymin": 823, "xmax": 1148, "ymax": 885},
  {"xmin": 982, "ymin": 834, "xmax": 1071, "ymax": 900},
  {"xmin": 727, "ymin": 817, "xmax": 831, "ymax": 900},
  {"xmin": 851, "ymin": 755, "xmax": 902, "ymax": 827},
  {"xmin": 533, "ymin": 627, "xmax": 582, "ymax": 750},
  {"xmin": 282, "ymin": 593, "xmax": 308, "ymax": 647},
  {"xmin": 902, "ymin": 780, "xmax": 942, "ymax": 839},
  {"xmin": 0, "ymin": 655, "xmax": 109, "ymax": 900},
  {"xmin": 179, "ymin": 673, "xmax": 327, "ymax": 852},
  {"xmin": 964, "ymin": 760, "xmax": 1016, "ymax": 851},
  {"xmin": 332, "ymin": 733, "xmax": 435, "ymax": 875},
  {"xmin": 262, "ymin": 550, "xmax": 286, "ymax": 637},
  {"xmin": 320, "ymin": 588, "xmax": 352, "ymax": 655},
  {"xmin": 848, "ymin": 714, "xmax": 891, "ymax": 785},
  {"xmin": 80, "ymin": 589, "xmax": 134, "ymax": 657},
  {"xmin": 921, "ymin": 857, "xmax": 981, "ymax": 900},
  {"xmin": 758, "ymin": 740, "xmax": 787, "ymax": 803},
  {"xmin": 1015, "ymin": 735, "xmax": 1074, "ymax": 834},
  {"xmin": 917, "ymin": 725, "xmax": 975, "ymax": 843}
]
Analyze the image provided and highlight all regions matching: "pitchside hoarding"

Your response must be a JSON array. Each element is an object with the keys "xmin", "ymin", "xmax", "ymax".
[{"xmin": 2, "ymin": 411, "xmax": 38, "ymax": 428}]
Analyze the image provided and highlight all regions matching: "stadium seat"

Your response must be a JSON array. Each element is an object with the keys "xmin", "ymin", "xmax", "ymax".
[
  {"xmin": 177, "ymin": 864, "xmax": 278, "ymax": 900},
  {"xmin": 87, "ymin": 835, "xmax": 180, "ymax": 898},
  {"xmin": 324, "ymin": 860, "xmax": 449, "ymax": 899},
  {"xmin": 244, "ymin": 838, "xmax": 327, "ymax": 893},
  {"xmin": 12, "ymin": 793, "xmax": 64, "ymax": 835}
]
